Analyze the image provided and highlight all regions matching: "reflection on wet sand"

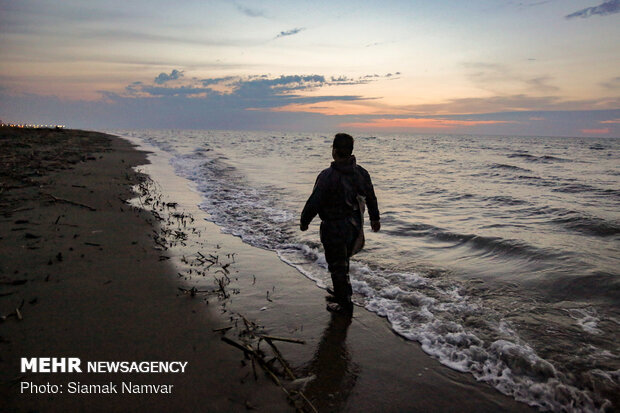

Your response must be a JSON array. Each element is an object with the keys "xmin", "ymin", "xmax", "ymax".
[{"xmin": 304, "ymin": 312, "xmax": 359, "ymax": 412}]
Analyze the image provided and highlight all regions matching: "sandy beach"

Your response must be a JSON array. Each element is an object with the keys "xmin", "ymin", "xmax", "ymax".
[
  {"xmin": 0, "ymin": 128, "xmax": 289, "ymax": 412},
  {"xmin": 0, "ymin": 127, "xmax": 534, "ymax": 412}
]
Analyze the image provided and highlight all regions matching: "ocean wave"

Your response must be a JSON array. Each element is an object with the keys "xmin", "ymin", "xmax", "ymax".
[
  {"xmin": 551, "ymin": 214, "xmax": 620, "ymax": 237},
  {"xmin": 507, "ymin": 153, "xmax": 571, "ymax": 163},
  {"xmin": 552, "ymin": 183, "xmax": 600, "ymax": 194},
  {"xmin": 515, "ymin": 175, "xmax": 560, "ymax": 188},
  {"xmin": 513, "ymin": 176, "xmax": 620, "ymax": 201},
  {"xmin": 551, "ymin": 183, "xmax": 620, "ymax": 199},
  {"xmin": 384, "ymin": 221, "xmax": 557, "ymax": 260},
  {"xmin": 490, "ymin": 163, "xmax": 532, "ymax": 172},
  {"xmin": 511, "ymin": 205, "xmax": 620, "ymax": 237},
  {"xmin": 277, "ymin": 242, "xmax": 609, "ymax": 411},
  {"xmin": 484, "ymin": 195, "xmax": 529, "ymax": 206}
]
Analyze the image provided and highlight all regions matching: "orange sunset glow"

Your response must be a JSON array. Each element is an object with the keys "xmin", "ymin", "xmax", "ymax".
[{"xmin": 340, "ymin": 118, "xmax": 515, "ymax": 130}]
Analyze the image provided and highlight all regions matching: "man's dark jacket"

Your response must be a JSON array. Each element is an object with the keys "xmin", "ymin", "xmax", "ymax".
[{"xmin": 301, "ymin": 155, "xmax": 380, "ymax": 236}]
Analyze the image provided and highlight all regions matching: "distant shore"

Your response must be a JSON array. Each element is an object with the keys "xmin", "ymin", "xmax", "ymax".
[{"xmin": 0, "ymin": 127, "xmax": 532, "ymax": 412}]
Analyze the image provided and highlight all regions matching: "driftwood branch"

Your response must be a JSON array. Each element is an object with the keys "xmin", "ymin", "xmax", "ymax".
[
  {"xmin": 212, "ymin": 326, "xmax": 233, "ymax": 333},
  {"xmin": 265, "ymin": 338, "xmax": 296, "ymax": 380},
  {"xmin": 258, "ymin": 335, "xmax": 306, "ymax": 345},
  {"xmin": 178, "ymin": 286, "xmax": 215, "ymax": 297},
  {"xmin": 222, "ymin": 336, "xmax": 253, "ymax": 355},
  {"xmin": 221, "ymin": 335, "xmax": 316, "ymax": 413},
  {"xmin": 43, "ymin": 193, "xmax": 97, "ymax": 211}
]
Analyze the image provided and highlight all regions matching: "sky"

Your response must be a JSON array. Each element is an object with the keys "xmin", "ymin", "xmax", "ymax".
[{"xmin": 0, "ymin": 0, "xmax": 619, "ymax": 137}]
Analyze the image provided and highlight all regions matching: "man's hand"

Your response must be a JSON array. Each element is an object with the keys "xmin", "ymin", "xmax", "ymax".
[
  {"xmin": 300, "ymin": 223, "xmax": 309, "ymax": 232},
  {"xmin": 371, "ymin": 220, "xmax": 381, "ymax": 232}
]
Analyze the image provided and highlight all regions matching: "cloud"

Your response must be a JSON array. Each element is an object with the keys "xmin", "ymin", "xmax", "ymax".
[
  {"xmin": 565, "ymin": 0, "xmax": 620, "ymax": 19},
  {"xmin": 154, "ymin": 69, "xmax": 183, "ymax": 85},
  {"xmin": 78, "ymin": 29, "xmax": 252, "ymax": 48},
  {"xmin": 140, "ymin": 86, "xmax": 208, "ymax": 96},
  {"xmin": 600, "ymin": 119, "xmax": 620, "ymax": 123},
  {"xmin": 601, "ymin": 76, "xmax": 620, "ymax": 89},
  {"xmin": 330, "ymin": 109, "xmax": 620, "ymax": 136},
  {"xmin": 581, "ymin": 128, "xmax": 610, "ymax": 134},
  {"xmin": 194, "ymin": 73, "xmax": 393, "ymax": 96},
  {"xmin": 235, "ymin": 3, "xmax": 265, "ymax": 17},
  {"xmin": 393, "ymin": 94, "xmax": 620, "ymax": 116},
  {"xmin": 0, "ymin": 2, "xmax": 134, "ymax": 27},
  {"xmin": 275, "ymin": 27, "xmax": 305, "ymax": 39},
  {"xmin": 340, "ymin": 117, "xmax": 514, "ymax": 130},
  {"xmin": 134, "ymin": 72, "xmax": 393, "ymax": 103},
  {"xmin": 324, "ymin": 73, "xmax": 399, "ymax": 86},
  {"xmin": 118, "ymin": 73, "xmax": 373, "ymax": 112},
  {"xmin": 327, "ymin": 75, "xmax": 369, "ymax": 86},
  {"xmin": 507, "ymin": 1, "xmax": 553, "ymax": 9},
  {"xmin": 463, "ymin": 62, "xmax": 558, "ymax": 94},
  {"xmin": 201, "ymin": 76, "xmax": 236, "ymax": 87},
  {"xmin": 125, "ymin": 81, "xmax": 143, "ymax": 94},
  {"xmin": 525, "ymin": 76, "xmax": 560, "ymax": 92}
]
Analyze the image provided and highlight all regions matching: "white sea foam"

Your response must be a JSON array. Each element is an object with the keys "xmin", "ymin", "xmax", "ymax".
[
  {"xmin": 566, "ymin": 308, "xmax": 603, "ymax": 335},
  {"xmin": 117, "ymin": 130, "xmax": 615, "ymax": 413}
]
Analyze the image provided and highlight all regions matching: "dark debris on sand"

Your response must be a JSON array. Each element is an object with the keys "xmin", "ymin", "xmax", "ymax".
[
  {"xmin": 0, "ymin": 127, "xmax": 117, "ymax": 322},
  {"xmin": 0, "ymin": 126, "xmax": 111, "ymax": 195},
  {"xmin": 132, "ymin": 173, "xmax": 316, "ymax": 412}
]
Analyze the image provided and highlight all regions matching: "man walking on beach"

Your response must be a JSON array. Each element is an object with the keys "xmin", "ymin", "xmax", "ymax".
[{"xmin": 300, "ymin": 133, "xmax": 380, "ymax": 313}]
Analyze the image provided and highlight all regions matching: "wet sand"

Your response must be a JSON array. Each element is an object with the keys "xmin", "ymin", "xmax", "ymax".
[{"xmin": 0, "ymin": 127, "xmax": 533, "ymax": 412}]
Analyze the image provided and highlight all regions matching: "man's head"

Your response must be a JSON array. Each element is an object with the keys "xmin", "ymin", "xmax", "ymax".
[{"xmin": 332, "ymin": 133, "xmax": 354, "ymax": 160}]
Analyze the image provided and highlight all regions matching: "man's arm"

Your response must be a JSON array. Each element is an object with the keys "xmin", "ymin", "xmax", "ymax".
[
  {"xmin": 361, "ymin": 168, "xmax": 380, "ymax": 232},
  {"xmin": 300, "ymin": 171, "xmax": 326, "ymax": 231}
]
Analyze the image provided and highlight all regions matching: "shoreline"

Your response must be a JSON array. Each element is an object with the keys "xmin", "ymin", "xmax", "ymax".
[
  {"xmin": 1, "ymin": 127, "xmax": 532, "ymax": 412},
  {"xmin": 119, "ymin": 131, "xmax": 534, "ymax": 412}
]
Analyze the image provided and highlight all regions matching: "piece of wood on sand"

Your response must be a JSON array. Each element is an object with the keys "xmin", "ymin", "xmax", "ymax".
[{"xmin": 43, "ymin": 193, "xmax": 97, "ymax": 211}]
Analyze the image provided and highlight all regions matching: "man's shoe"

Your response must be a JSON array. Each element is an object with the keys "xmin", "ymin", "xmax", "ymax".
[
  {"xmin": 325, "ymin": 294, "xmax": 338, "ymax": 303},
  {"xmin": 326, "ymin": 301, "xmax": 353, "ymax": 314}
]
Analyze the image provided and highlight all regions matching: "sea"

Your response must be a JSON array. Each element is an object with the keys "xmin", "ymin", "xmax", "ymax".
[{"xmin": 114, "ymin": 130, "xmax": 619, "ymax": 412}]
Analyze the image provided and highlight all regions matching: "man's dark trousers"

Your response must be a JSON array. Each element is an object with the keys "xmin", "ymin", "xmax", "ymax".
[{"xmin": 321, "ymin": 218, "xmax": 359, "ymax": 303}]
